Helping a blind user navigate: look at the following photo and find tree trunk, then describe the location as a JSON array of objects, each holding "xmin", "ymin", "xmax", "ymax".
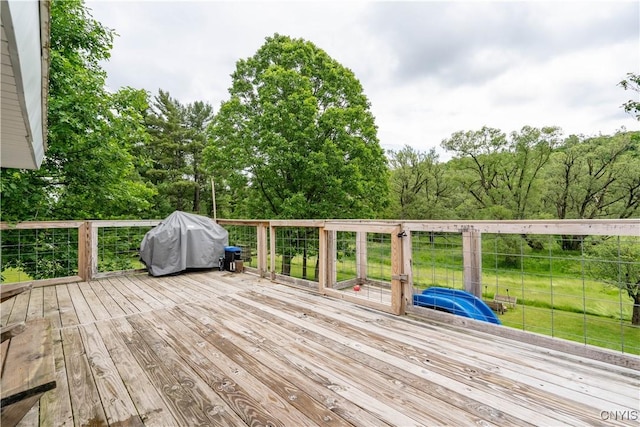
[
  {"xmin": 281, "ymin": 254, "xmax": 292, "ymax": 276},
  {"xmin": 193, "ymin": 183, "xmax": 200, "ymax": 213},
  {"xmin": 521, "ymin": 234, "xmax": 543, "ymax": 251},
  {"xmin": 315, "ymin": 258, "xmax": 320, "ymax": 282},
  {"xmin": 632, "ymin": 295, "xmax": 640, "ymax": 326},
  {"xmin": 561, "ymin": 235, "xmax": 582, "ymax": 251},
  {"xmin": 302, "ymin": 244, "xmax": 308, "ymax": 280}
]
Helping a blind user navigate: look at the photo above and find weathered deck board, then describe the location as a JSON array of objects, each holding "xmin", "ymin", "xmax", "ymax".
[
  {"xmin": 155, "ymin": 307, "xmax": 338, "ymax": 427},
  {"xmin": 115, "ymin": 275, "xmax": 164, "ymax": 310},
  {"xmin": 77, "ymin": 282, "xmax": 111, "ymax": 322},
  {"xmin": 65, "ymin": 283, "xmax": 95, "ymax": 325},
  {"xmin": 254, "ymin": 286, "xmax": 638, "ymax": 407},
  {"xmin": 25, "ymin": 287, "xmax": 43, "ymax": 321},
  {"xmin": 5, "ymin": 290, "xmax": 30, "ymax": 325},
  {"xmin": 105, "ymin": 277, "xmax": 150, "ymax": 314},
  {"xmin": 109, "ymin": 316, "xmax": 219, "ymax": 426},
  {"xmin": 142, "ymin": 310, "xmax": 300, "ymax": 427},
  {"xmin": 55, "ymin": 285, "xmax": 78, "ymax": 328},
  {"xmin": 39, "ymin": 287, "xmax": 72, "ymax": 427},
  {"xmin": 87, "ymin": 280, "xmax": 127, "ymax": 318},
  {"xmin": 78, "ymin": 323, "xmax": 143, "ymax": 426},
  {"xmin": 94, "ymin": 320, "xmax": 177, "ymax": 427},
  {"xmin": 9, "ymin": 271, "xmax": 640, "ymax": 427},
  {"xmin": 60, "ymin": 326, "xmax": 107, "ymax": 426},
  {"xmin": 235, "ymin": 291, "xmax": 602, "ymax": 425},
  {"xmin": 207, "ymin": 296, "xmax": 496, "ymax": 426},
  {"xmin": 1, "ymin": 297, "xmax": 16, "ymax": 327},
  {"xmin": 174, "ymin": 303, "xmax": 394, "ymax": 427}
]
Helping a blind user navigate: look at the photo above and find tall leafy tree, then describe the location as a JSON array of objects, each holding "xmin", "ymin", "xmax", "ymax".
[
  {"xmin": 543, "ymin": 132, "xmax": 639, "ymax": 220},
  {"xmin": 441, "ymin": 126, "xmax": 560, "ymax": 220},
  {"xmin": 0, "ymin": 0, "xmax": 154, "ymax": 221},
  {"xmin": 205, "ymin": 34, "xmax": 389, "ymax": 220},
  {"xmin": 140, "ymin": 90, "xmax": 214, "ymax": 215},
  {"xmin": 387, "ymin": 146, "xmax": 449, "ymax": 219}
]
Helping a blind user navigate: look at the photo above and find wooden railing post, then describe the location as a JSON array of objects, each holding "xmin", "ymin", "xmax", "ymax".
[
  {"xmin": 356, "ymin": 231, "xmax": 367, "ymax": 284},
  {"xmin": 462, "ymin": 227, "xmax": 482, "ymax": 298},
  {"xmin": 77, "ymin": 222, "xmax": 87, "ymax": 281},
  {"xmin": 257, "ymin": 223, "xmax": 268, "ymax": 278},
  {"xmin": 401, "ymin": 227, "xmax": 413, "ymax": 313},
  {"xmin": 77, "ymin": 221, "xmax": 92, "ymax": 281},
  {"xmin": 390, "ymin": 226, "xmax": 404, "ymax": 315}
]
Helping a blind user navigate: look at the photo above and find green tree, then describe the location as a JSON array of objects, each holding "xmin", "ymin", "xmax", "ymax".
[
  {"xmin": 205, "ymin": 34, "xmax": 388, "ymax": 275},
  {"xmin": 387, "ymin": 146, "xmax": 449, "ymax": 219},
  {"xmin": 0, "ymin": 0, "xmax": 154, "ymax": 221},
  {"xmin": 587, "ymin": 238, "xmax": 640, "ymax": 325},
  {"xmin": 542, "ymin": 132, "xmax": 640, "ymax": 249},
  {"xmin": 441, "ymin": 126, "xmax": 560, "ymax": 220},
  {"xmin": 139, "ymin": 90, "xmax": 214, "ymax": 215},
  {"xmin": 543, "ymin": 132, "xmax": 639, "ymax": 220},
  {"xmin": 205, "ymin": 34, "xmax": 388, "ymax": 220}
]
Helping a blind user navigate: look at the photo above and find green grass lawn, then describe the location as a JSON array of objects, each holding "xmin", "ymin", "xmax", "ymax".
[
  {"xmin": 499, "ymin": 305, "xmax": 640, "ymax": 354},
  {"xmin": 1, "ymin": 267, "xmax": 32, "ymax": 283}
]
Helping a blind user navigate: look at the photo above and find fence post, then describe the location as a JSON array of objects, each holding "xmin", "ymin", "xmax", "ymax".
[
  {"xmin": 77, "ymin": 221, "xmax": 96, "ymax": 282},
  {"xmin": 77, "ymin": 222, "xmax": 88, "ymax": 281},
  {"xmin": 356, "ymin": 231, "xmax": 367, "ymax": 284},
  {"xmin": 391, "ymin": 225, "xmax": 404, "ymax": 315},
  {"xmin": 257, "ymin": 223, "xmax": 268, "ymax": 278},
  {"xmin": 462, "ymin": 227, "xmax": 482, "ymax": 297},
  {"xmin": 401, "ymin": 227, "xmax": 413, "ymax": 313}
]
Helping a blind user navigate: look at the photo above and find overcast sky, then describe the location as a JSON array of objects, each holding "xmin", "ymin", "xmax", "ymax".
[{"xmin": 87, "ymin": 0, "xmax": 639, "ymax": 159}]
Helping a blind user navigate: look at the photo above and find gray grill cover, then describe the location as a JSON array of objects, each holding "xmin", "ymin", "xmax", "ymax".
[{"xmin": 140, "ymin": 211, "xmax": 228, "ymax": 276}]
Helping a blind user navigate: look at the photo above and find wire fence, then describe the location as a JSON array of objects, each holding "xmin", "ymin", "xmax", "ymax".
[
  {"xmin": 0, "ymin": 226, "xmax": 79, "ymax": 282},
  {"xmin": 411, "ymin": 231, "xmax": 464, "ymax": 290},
  {"xmin": 272, "ymin": 226, "xmax": 319, "ymax": 281},
  {"xmin": 335, "ymin": 231, "xmax": 357, "ymax": 283},
  {"xmin": 224, "ymin": 224, "xmax": 258, "ymax": 269},
  {"xmin": 410, "ymin": 231, "xmax": 640, "ymax": 355},
  {"xmin": 96, "ymin": 226, "xmax": 152, "ymax": 274}
]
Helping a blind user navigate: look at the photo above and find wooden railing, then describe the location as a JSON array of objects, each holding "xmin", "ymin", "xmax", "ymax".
[
  {"xmin": 2, "ymin": 218, "xmax": 640, "ymax": 362},
  {"xmin": 2, "ymin": 218, "xmax": 639, "ymax": 314}
]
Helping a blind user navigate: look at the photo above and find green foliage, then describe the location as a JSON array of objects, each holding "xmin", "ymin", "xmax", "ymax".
[
  {"xmin": 139, "ymin": 91, "xmax": 214, "ymax": 216},
  {"xmin": 386, "ymin": 146, "xmax": 450, "ymax": 219},
  {"xmin": 585, "ymin": 237, "xmax": 640, "ymax": 325},
  {"xmin": 206, "ymin": 34, "xmax": 389, "ymax": 220},
  {"xmin": 441, "ymin": 126, "xmax": 560, "ymax": 219},
  {"xmin": 0, "ymin": 228, "xmax": 79, "ymax": 281},
  {"xmin": 1, "ymin": 0, "xmax": 155, "ymax": 221},
  {"xmin": 542, "ymin": 131, "xmax": 640, "ymax": 221},
  {"xmin": 619, "ymin": 72, "xmax": 640, "ymax": 120}
]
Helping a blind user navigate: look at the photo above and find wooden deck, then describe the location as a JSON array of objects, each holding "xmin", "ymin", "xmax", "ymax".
[{"xmin": 1, "ymin": 271, "xmax": 638, "ymax": 426}]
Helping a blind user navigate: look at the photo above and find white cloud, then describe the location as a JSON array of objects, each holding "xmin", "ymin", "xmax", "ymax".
[{"xmin": 87, "ymin": 0, "xmax": 640, "ymax": 161}]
